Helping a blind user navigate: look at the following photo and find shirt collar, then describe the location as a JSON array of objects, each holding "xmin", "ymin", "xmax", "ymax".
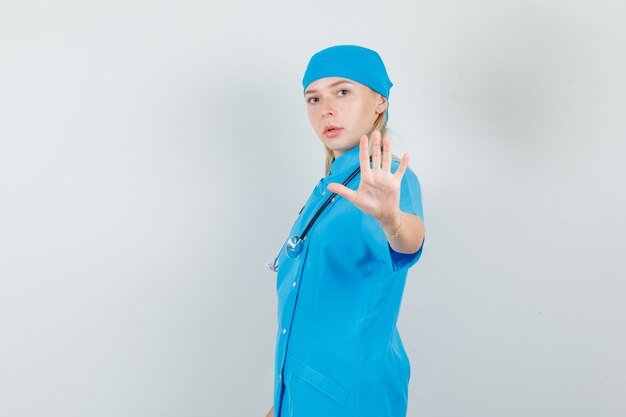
[{"xmin": 327, "ymin": 145, "xmax": 361, "ymax": 178}]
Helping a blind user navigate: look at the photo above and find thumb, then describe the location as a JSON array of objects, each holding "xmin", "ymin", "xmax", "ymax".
[{"xmin": 327, "ymin": 182, "xmax": 357, "ymax": 203}]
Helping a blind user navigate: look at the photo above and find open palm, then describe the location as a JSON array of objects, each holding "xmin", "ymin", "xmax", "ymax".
[{"xmin": 327, "ymin": 129, "xmax": 409, "ymax": 222}]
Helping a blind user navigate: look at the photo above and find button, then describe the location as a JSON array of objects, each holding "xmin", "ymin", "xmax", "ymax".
[
  {"xmin": 292, "ymin": 281, "xmax": 297, "ymax": 287},
  {"xmin": 282, "ymin": 328, "xmax": 287, "ymax": 334}
]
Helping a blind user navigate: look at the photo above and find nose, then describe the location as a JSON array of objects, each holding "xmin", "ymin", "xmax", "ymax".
[{"xmin": 321, "ymin": 99, "xmax": 335, "ymax": 118}]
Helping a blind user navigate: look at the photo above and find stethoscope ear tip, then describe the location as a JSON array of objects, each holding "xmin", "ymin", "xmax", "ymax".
[{"xmin": 266, "ymin": 260, "xmax": 279, "ymax": 272}]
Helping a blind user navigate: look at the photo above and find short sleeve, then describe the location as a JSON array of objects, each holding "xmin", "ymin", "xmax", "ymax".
[{"xmin": 388, "ymin": 162, "xmax": 425, "ymax": 271}]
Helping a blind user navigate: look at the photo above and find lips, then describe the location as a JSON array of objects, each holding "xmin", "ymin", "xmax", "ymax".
[{"xmin": 323, "ymin": 125, "xmax": 343, "ymax": 136}]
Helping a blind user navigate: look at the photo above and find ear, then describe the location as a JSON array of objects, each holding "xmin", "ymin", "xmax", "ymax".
[{"xmin": 374, "ymin": 93, "xmax": 388, "ymax": 115}]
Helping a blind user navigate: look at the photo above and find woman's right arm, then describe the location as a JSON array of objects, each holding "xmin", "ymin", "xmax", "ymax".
[{"xmin": 265, "ymin": 406, "xmax": 274, "ymax": 417}]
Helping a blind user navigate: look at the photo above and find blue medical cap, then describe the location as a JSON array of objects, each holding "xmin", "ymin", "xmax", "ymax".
[{"xmin": 302, "ymin": 45, "xmax": 393, "ymax": 122}]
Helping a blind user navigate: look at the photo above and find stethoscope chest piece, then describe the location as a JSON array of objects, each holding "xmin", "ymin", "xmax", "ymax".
[{"xmin": 286, "ymin": 235, "xmax": 303, "ymax": 258}]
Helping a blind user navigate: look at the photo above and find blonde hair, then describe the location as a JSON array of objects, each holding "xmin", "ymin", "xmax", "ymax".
[{"xmin": 323, "ymin": 108, "xmax": 401, "ymax": 176}]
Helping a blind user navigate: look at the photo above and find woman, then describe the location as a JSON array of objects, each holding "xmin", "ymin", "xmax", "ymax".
[{"xmin": 266, "ymin": 45, "xmax": 426, "ymax": 417}]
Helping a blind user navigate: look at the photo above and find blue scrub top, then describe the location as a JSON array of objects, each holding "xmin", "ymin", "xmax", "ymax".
[{"xmin": 273, "ymin": 145, "xmax": 425, "ymax": 417}]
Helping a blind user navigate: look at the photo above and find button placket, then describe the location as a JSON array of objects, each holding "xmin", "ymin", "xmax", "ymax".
[{"xmin": 276, "ymin": 231, "xmax": 311, "ymax": 391}]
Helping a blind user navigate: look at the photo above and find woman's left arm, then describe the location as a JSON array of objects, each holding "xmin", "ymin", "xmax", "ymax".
[
  {"xmin": 377, "ymin": 211, "xmax": 425, "ymax": 254},
  {"xmin": 327, "ymin": 129, "xmax": 426, "ymax": 255}
]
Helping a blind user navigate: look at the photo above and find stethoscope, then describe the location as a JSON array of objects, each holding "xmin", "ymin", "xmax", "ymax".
[{"xmin": 266, "ymin": 161, "xmax": 366, "ymax": 272}]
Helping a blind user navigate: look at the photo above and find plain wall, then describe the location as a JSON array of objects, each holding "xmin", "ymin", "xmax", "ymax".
[{"xmin": 1, "ymin": 1, "xmax": 625, "ymax": 416}]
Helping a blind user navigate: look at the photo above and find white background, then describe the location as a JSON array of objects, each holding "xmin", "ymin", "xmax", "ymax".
[{"xmin": 1, "ymin": 1, "xmax": 625, "ymax": 416}]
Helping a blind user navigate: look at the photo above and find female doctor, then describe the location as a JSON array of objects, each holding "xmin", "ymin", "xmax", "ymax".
[{"xmin": 266, "ymin": 45, "xmax": 426, "ymax": 417}]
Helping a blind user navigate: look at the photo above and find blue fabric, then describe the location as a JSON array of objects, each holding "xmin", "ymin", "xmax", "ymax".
[
  {"xmin": 302, "ymin": 45, "xmax": 393, "ymax": 122},
  {"xmin": 273, "ymin": 145, "xmax": 425, "ymax": 417}
]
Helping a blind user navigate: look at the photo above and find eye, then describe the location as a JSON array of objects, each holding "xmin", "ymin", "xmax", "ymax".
[
  {"xmin": 306, "ymin": 96, "xmax": 318, "ymax": 104},
  {"xmin": 338, "ymin": 89, "xmax": 349, "ymax": 96}
]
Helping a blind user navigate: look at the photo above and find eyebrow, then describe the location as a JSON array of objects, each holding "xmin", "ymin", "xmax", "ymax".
[{"xmin": 304, "ymin": 79, "xmax": 355, "ymax": 96}]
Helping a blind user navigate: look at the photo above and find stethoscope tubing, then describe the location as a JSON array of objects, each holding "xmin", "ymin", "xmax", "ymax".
[
  {"xmin": 299, "ymin": 164, "xmax": 361, "ymax": 241},
  {"xmin": 267, "ymin": 160, "xmax": 366, "ymax": 272}
]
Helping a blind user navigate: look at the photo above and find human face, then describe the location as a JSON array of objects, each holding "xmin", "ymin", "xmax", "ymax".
[{"xmin": 304, "ymin": 77, "xmax": 387, "ymax": 158}]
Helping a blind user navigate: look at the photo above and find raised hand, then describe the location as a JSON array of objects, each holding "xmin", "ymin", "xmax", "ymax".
[{"xmin": 327, "ymin": 129, "xmax": 409, "ymax": 222}]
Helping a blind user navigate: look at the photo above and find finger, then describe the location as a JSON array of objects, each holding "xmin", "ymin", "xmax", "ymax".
[
  {"xmin": 371, "ymin": 129, "xmax": 382, "ymax": 172},
  {"xmin": 358, "ymin": 134, "xmax": 372, "ymax": 180},
  {"xmin": 382, "ymin": 135, "xmax": 392, "ymax": 172},
  {"xmin": 327, "ymin": 182, "xmax": 358, "ymax": 204},
  {"xmin": 393, "ymin": 152, "xmax": 410, "ymax": 180}
]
